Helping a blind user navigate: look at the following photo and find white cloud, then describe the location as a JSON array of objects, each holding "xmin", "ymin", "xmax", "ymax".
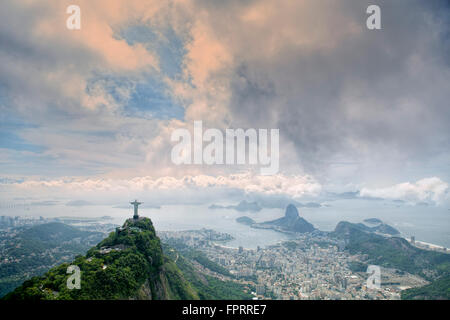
[
  {"xmin": 359, "ymin": 177, "xmax": 449, "ymax": 204},
  {"xmin": 0, "ymin": 172, "xmax": 321, "ymax": 205}
]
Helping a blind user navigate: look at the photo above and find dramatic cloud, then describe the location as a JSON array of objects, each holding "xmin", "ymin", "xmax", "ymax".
[
  {"xmin": 360, "ymin": 177, "xmax": 450, "ymax": 205},
  {"xmin": 0, "ymin": 0, "xmax": 449, "ymax": 205},
  {"xmin": 195, "ymin": 0, "xmax": 450, "ymax": 182},
  {"xmin": 0, "ymin": 173, "xmax": 321, "ymax": 205}
]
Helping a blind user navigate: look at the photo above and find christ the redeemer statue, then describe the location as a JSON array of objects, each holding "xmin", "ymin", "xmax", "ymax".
[{"xmin": 130, "ymin": 200, "xmax": 142, "ymax": 220}]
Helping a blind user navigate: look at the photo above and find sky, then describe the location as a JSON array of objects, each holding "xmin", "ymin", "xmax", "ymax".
[{"xmin": 0, "ymin": 0, "xmax": 449, "ymax": 209}]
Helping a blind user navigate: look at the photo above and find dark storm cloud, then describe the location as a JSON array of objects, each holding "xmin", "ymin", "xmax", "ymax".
[{"xmin": 223, "ymin": 0, "xmax": 450, "ymax": 176}]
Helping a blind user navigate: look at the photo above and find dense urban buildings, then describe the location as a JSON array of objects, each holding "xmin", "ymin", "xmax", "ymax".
[{"xmin": 159, "ymin": 229, "xmax": 429, "ymax": 300}]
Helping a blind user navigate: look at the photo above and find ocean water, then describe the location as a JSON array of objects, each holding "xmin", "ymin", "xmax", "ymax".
[{"xmin": 1, "ymin": 200, "xmax": 449, "ymax": 249}]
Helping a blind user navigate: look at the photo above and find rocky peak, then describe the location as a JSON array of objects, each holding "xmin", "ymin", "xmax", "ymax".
[{"xmin": 285, "ymin": 204, "xmax": 299, "ymax": 220}]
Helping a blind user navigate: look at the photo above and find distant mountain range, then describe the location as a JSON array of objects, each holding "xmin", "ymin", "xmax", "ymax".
[
  {"xmin": 235, "ymin": 205, "xmax": 399, "ymax": 236},
  {"xmin": 209, "ymin": 200, "xmax": 322, "ymax": 213},
  {"xmin": 65, "ymin": 200, "xmax": 93, "ymax": 207},
  {"xmin": 209, "ymin": 200, "xmax": 262, "ymax": 212}
]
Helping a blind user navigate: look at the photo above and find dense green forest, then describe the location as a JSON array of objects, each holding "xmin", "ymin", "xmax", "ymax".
[
  {"xmin": 402, "ymin": 275, "xmax": 450, "ymax": 300},
  {"xmin": 3, "ymin": 218, "xmax": 198, "ymax": 300},
  {"xmin": 162, "ymin": 243, "xmax": 252, "ymax": 300},
  {"xmin": 3, "ymin": 218, "xmax": 251, "ymax": 300},
  {"xmin": 163, "ymin": 238, "xmax": 232, "ymax": 277}
]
